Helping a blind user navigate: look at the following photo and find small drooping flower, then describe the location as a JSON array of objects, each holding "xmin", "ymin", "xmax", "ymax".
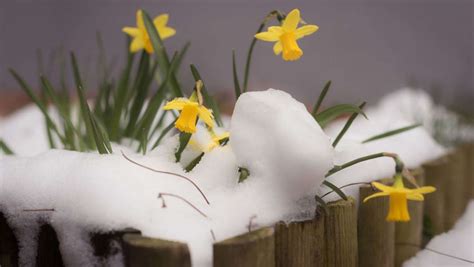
[
  {"xmin": 163, "ymin": 98, "xmax": 214, "ymax": 134},
  {"xmin": 255, "ymin": 9, "xmax": 319, "ymax": 61},
  {"xmin": 122, "ymin": 10, "xmax": 176, "ymax": 54},
  {"xmin": 189, "ymin": 130, "xmax": 230, "ymax": 152},
  {"xmin": 207, "ymin": 131, "xmax": 230, "ymax": 151},
  {"xmin": 364, "ymin": 177, "xmax": 436, "ymax": 222}
]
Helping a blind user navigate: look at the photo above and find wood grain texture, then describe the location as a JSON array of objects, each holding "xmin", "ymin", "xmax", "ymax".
[
  {"xmin": 359, "ymin": 185, "xmax": 395, "ymax": 267},
  {"xmin": 123, "ymin": 233, "xmax": 191, "ymax": 267},
  {"xmin": 275, "ymin": 212, "xmax": 325, "ymax": 267},
  {"xmin": 213, "ymin": 227, "xmax": 274, "ymax": 267},
  {"xmin": 395, "ymin": 168, "xmax": 425, "ymax": 267},
  {"xmin": 325, "ymin": 198, "xmax": 358, "ymax": 267}
]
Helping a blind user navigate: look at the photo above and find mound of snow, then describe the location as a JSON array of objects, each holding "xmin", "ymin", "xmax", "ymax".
[{"xmin": 0, "ymin": 89, "xmax": 334, "ymax": 267}]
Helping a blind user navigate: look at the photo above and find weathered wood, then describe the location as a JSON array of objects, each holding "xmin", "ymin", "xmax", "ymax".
[
  {"xmin": 325, "ymin": 198, "xmax": 358, "ymax": 267},
  {"xmin": 395, "ymin": 168, "xmax": 425, "ymax": 267},
  {"xmin": 444, "ymin": 150, "xmax": 466, "ymax": 230},
  {"xmin": 359, "ymin": 185, "xmax": 395, "ymax": 267},
  {"xmin": 422, "ymin": 155, "xmax": 449, "ymax": 236},
  {"xmin": 213, "ymin": 227, "xmax": 274, "ymax": 267},
  {"xmin": 122, "ymin": 233, "xmax": 191, "ymax": 267},
  {"xmin": 36, "ymin": 224, "xmax": 64, "ymax": 267},
  {"xmin": 461, "ymin": 143, "xmax": 474, "ymax": 205},
  {"xmin": 0, "ymin": 212, "xmax": 18, "ymax": 267},
  {"xmin": 275, "ymin": 211, "xmax": 325, "ymax": 267}
]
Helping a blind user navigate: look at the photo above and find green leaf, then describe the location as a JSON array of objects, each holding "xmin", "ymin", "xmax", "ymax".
[
  {"xmin": 141, "ymin": 9, "xmax": 183, "ymax": 97},
  {"xmin": 232, "ymin": 50, "xmax": 241, "ymax": 99},
  {"xmin": 314, "ymin": 195, "xmax": 329, "ymax": 214},
  {"xmin": 175, "ymin": 132, "xmax": 192, "ymax": 162},
  {"xmin": 110, "ymin": 37, "xmax": 135, "ymax": 141},
  {"xmin": 0, "ymin": 139, "xmax": 14, "ymax": 155},
  {"xmin": 70, "ymin": 52, "xmax": 110, "ymax": 154},
  {"xmin": 332, "ymin": 102, "xmax": 367, "ymax": 148},
  {"xmin": 134, "ymin": 53, "xmax": 180, "ymax": 149},
  {"xmin": 312, "ymin": 80, "xmax": 331, "ymax": 117},
  {"xmin": 238, "ymin": 167, "xmax": 250, "ymax": 183},
  {"xmin": 124, "ymin": 52, "xmax": 152, "ymax": 136},
  {"xmin": 9, "ymin": 69, "xmax": 66, "ymax": 145},
  {"xmin": 175, "ymin": 42, "xmax": 191, "ymax": 73},
  {"xmin": 185, "ymin": 152, "xmax": 205, "ymax": 172},
  {"xmin": 190, "ymin": 64, "xmax": 223, "ymax": 127},
  {"xmin": 322, "ymin": 180, "xmax": 348, "ymax": 200},
  {"xmin": 151, "ymin": 117, "xmax": 178, "ymax": 150},
  {"xmin": 315, "ymin": 104, "xmax": 367, "ymax": 128},
  {"xmin": 362, "ymin": 124, "xmax": 422, "ymax": 143}
]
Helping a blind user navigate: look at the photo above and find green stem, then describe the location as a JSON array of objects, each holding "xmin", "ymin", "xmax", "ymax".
[
  {"xmin": 332, "ymin": 102, "xmax": 366, "ymax": 148},
  {"xmin": 243, "ymin": 10, "xmax": 283, "ymax": 92},
  {"xmin": 325, "ymin": 152, "xmax": 404, "ymax": 178}
]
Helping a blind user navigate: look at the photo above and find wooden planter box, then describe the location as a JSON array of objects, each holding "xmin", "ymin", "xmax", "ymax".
[{"xmin": 1, "ymin": 144, "xmax": 472, "ymax": 267}]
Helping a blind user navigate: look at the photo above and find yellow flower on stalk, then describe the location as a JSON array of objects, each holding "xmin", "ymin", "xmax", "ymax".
[
  {"xmin": 364, "ymin": 178, "xmax": 436, "ymax": 222},
  {"xmin": 207, "ymin": 131, "xmax": 230, "ymax": 151},
  {"xmin": 255, "ymin": 9, "xmax": 319, "ymax": 61},
  {"xmin": 163, "ymin": 98, "xmax": 214, "ymax": 134},
  {"xmin": 122, "ymin": 10, "xmax": 176, "ymax": 54}
]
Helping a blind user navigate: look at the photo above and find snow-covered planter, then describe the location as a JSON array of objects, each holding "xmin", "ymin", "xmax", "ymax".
[{"xmin": 2, "ymin": 6, "xmax": 473, "ymax": 267}]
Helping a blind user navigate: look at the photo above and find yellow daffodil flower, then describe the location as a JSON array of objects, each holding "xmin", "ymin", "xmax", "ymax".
[
  {"xmin": 207, "ymin": 131, "xmax": 230, "ymax": 151},
  {"xmin": 364, "ymin": 178, "xmax": 436, "ymax": 222},
  {"xmin": 163, "ymin": 98, "xmax": 214, "ymax": 134},
  {"xmin": 255, "ymin": 9, "xmax": 319, "ymax": 61},
  {"xmin": 122, "ymin": 10, "xmax": 176, "ymax": 54}
]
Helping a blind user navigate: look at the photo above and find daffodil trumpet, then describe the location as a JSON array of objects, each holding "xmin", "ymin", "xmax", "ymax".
[
  {"xmin": 162, "ymin": 81, "xmax": 214, "ymax": 134},
  {"xmin": 364, "ymin": 176, "xmax": 436, "ymax": 222},
  {"xmin": 254, "ymin": 9, "xmax": 319, "ymax": 61}
]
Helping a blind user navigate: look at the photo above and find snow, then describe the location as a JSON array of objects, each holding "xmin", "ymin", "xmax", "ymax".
[
  {"xmin": 322, "ymin": 89, "xmax": 447, "ymax": 202},
  {"xmin": 403, "ymin": 201, "xmax": 474, "ymax": 267},
  {"xmin": 0, "ymin": 89, "xmax": 335, "ymax": 266},
  {"xmin": 0, "ymin": 88, "xmax": 455, "ymax": 266}
]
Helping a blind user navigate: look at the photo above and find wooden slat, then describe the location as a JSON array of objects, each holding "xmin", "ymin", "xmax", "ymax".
[
  {"xmin": 325, "ymin": 198, "xmax": 358, "ymax": 267},
  {"xmin": 359, "ymin": 185, "xmax": 395, "ymax": 267},
  {"xmin": 213, "ymin": 227, "xmax": 274, "ymax": 267},
  {"xmin": 0, "ymin": 212, "xmax": 18, "ymax": 267},
  {"xmin": 395, "ymin": 168, "xmax": 425, "ymax": 267},
  {"xmin": 122, "ymin": 233, "xmax": 191, "ymax": 267},
  {"xmin": 275, "ymin": 212, "xmax": 325, "ymax": 267}
]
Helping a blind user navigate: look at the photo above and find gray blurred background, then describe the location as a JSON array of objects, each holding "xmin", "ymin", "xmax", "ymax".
[{"xmin": 0, "ymin": 0, "xmax": 473, "ymax": 113}]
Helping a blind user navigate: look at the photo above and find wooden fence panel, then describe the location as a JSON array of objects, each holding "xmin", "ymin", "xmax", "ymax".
[
  {"xmin": 394, "ymin": 168, "xmax": 425, "ymax": 267},
  {"xmin": 0, "ymin": 212, "xmax": 18, "ymax": 267},
  {"xmin": 275, "ymin": 213, "xmax": 325, "ymax": 267},
  {"xmin": 213, "ymin": 227, "xmax": 274, "ymax": 267},
  {"xmin": 122, "ymin": 233, "xmax": 191, "ymax": 267},
  {"xmin": 325, "ymin": 198, "xmax": 358, "ymax": 267},
  {"xmin": 359, "ymin": 185, "xmax": 395, "ymax": 267}
]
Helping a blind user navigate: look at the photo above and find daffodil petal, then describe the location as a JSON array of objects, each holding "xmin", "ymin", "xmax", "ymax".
[
  {"xmin": 295, "ymin": 25, "xmax": 319, "ymax": 39},
  {"xmin": 122, "ymin": 27, "xmax": 140, "ymax": 37},
  {"xmin": 372, "ymin": 182, "xmax": 397, "ymax": 193},
  {"xmin": 407, "ymin": 193, "xmax": 424, "ymax": 201},
  {"xmin": 282, "ymin": 9, "xmax": 300, "ymax": 31},
  {"xmin": 163, "ymin": 98, "xmax": 192, "ymax": 110},
  {"xmin": 159, "ymin": 27, "xmax": 176, "ymax": 39},
  {"xmin": 268, "ymin": 26, "xmax": 284, "ymax": 34},
  {"xmin": 363, "ymin": 192, "xmax": 390, "ymax": 203},
  {"xmin": 154, "ymin": 14, "xmax": 169, "ymax": 27},
  {"xmin": 130, "ymin": 37, "xmax": 145, "ymax": 53},
  {"xmin": 255, "ymin": 31, "xmax": 280, "ymax": 42},
  {"xmin": 273, "ymin": 42, "xmax": 283, "ymax": 55},
  {"xmin": 137, "ymin": 10, "xmax": 145, "ymax": 30},
  {"xmin": 412, "ymin": 186, "xmax": 437, "ymax": 194},
  {"xmin": 198, "ymin": 106, "xmax": 214, "ymax": 128}
]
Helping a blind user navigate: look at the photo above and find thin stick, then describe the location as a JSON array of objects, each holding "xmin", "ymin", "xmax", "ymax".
[
  {"xmin": 23, "ymin": 208, "xmax": 55, "ymax": 212},
  {"xmin": 158, "ymin": 192, "xmax": 208, "ymax": 219},
  {"xmin": 210, "ymin": 229, "xmax": 216, "ymax": 241},
  {"xmin": 396, "ymin": 242, "xmax": 474, "ymax": 264},
  {"xmin": 122, "ymin": 151, "xmax": 210, "ymax": 205}
]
